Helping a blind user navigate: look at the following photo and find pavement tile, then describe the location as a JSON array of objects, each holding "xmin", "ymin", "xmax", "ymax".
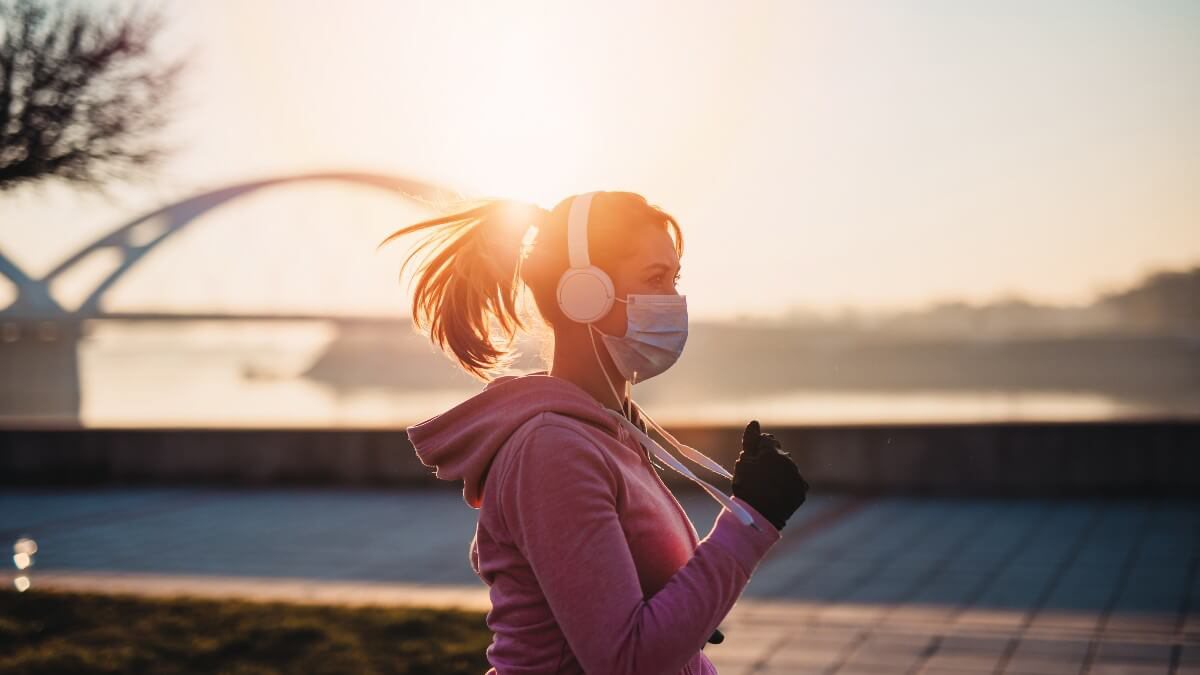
[
  {"xmin": 916, "ymin": 635, "xmax": 1011, "ymax": 673},
  {"xmin": 764, "ymin": 648, "xmax": 846, "ymax": 669},
  {"xmin": 1092, "ymin": 640, "xmax": 1174, "ymax": 663},
  {"xmin": 1087, "ymin": 666, "xmax": 1168, "ymax": 675},
  {"xmin": 881, "ymin": 604, "xmax": 961, "ymax": 626},
  {"xmin": 1103, "ymin": 612, "xmax": 1181, "ymax": 635},
  {"xmin": 703, "ymin": 656, "xmax": 759, "ymax": 675},
  {"xmin": 779, "ymin": 635, "xmax": 861, "ymax": 653},
  {"xmin": 833, "ymin": 665, "xmax": 908, "ymax": 674},
  {"xmin": 758, "ymin": 667, "xmax": 831, "ymax": 675},
  {"xmin": 936, "ymin": 634, "xmax": 1015, "ymax": 653},
  {"xmin": 918, "ymin": 654, "xmax": 1003, "ymax": 672},
  {"xmin": 1182, "ymin": 644, "xmax": 1200, "ymax": 664},
  {"xmin": 816, "ymin": 604, "xmax": 889, "ymax": 624},
  {"xmin": 840, "ymin": 649, "xmax": 924, "ymax": 670},
  {"xmin": 1002, "ymin": 638, "xmax": 1089, "ymax": 674},
  {"xmin": 1011, "ymin": 637, "xmax": 1091, "ymax": 656},
  {"xmin": 952, "ymin": 607, "xmax": 1029, "ymax": 630},
  {"xmin": 1002, "ymin": 664, "xmax": 1081, "ymax": 675}
]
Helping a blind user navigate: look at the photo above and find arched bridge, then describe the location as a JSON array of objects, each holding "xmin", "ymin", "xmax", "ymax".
[{"xmin": 1, "ymin": 171, "xmax": 448, "ymax": 318}]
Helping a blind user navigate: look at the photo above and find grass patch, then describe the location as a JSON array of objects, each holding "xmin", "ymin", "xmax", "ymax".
[{"xmin": 0, "ymin": 588, "xmax": 492, "ymax": 674}]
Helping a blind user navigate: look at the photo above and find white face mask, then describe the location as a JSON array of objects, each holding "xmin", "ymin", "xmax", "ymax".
[{"xmin": 590, "ymin": 293, "xmax": 688, "ymax": 385}]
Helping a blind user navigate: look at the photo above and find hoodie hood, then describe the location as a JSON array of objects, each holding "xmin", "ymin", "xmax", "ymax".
[{"xmin": 405, "ymin": 370, "xmax": 623, "ymax": 508}]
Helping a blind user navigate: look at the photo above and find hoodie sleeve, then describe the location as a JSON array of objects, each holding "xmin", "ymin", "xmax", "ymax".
[{"xmin": 498, "ymin": 421, "xmax": 781, "ymax": 675}]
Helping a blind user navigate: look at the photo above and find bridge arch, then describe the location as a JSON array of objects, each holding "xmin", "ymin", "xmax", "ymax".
[{"xmin": 3, "ymin": 171, "xmax": 451, "ymax": 316}]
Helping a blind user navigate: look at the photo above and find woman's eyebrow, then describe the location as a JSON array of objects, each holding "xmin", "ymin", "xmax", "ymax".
[{"xmin": 643, "ymin": 262, "xmax": 680, "ymax": 273}]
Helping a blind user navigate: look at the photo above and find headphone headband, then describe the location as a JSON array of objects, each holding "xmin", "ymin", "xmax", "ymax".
[{"xmin": 566, "ymin": 191, "xmax": 599, "ymax": 269}]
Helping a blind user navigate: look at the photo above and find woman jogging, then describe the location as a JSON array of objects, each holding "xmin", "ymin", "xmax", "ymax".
[{"xmin": 378, "ymin": 190, "xmax": 809, "ymax": 674}]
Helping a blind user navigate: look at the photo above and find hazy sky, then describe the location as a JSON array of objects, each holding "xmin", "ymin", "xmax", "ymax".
[{"xmin": 2, "ymin": 0, "xmax": 1197, "ymax": 321}]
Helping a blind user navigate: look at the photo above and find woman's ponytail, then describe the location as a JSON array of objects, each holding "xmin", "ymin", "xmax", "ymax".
[{"xmin": 377, "ymin": 199, "xmax": 547, "ymax": 381}]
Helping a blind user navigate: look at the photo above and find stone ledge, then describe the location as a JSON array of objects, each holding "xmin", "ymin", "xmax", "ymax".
[{"xmin": 2, "ymin": 420, "xmax": 1198, "ymax": 495}]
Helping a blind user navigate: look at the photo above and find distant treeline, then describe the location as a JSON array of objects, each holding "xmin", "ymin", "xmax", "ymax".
[{"xmin": 770, "ymin": 264, "xmax": 1200, "ymax": 339}]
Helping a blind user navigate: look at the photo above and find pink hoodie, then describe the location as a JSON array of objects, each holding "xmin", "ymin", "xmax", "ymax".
[{"xmin": 406, "ymin": 370, "xmax": 782, "ymax": 675}]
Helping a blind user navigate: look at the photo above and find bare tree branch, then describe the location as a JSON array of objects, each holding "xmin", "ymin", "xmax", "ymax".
[{"xmin": 0, "ymin": 0, "xmax": 185, "ymax": 192}]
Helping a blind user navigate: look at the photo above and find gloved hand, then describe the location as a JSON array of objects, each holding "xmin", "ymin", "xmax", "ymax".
[
  {"xmin": 731, "ymin": 420, "xmax": 808, "ymax": 532},
  {"xmin": 706, "ymin": 627, "xmax": 724, "ymax": 646}
]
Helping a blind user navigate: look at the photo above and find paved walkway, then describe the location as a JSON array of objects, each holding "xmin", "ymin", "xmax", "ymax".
[{"xmin": 2, "ymin": 487, "xmax": 1197, "ymax": 674}]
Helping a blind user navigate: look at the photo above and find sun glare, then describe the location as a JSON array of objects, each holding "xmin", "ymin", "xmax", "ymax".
[{"xmin": 431, "ymin": 28, "xmax": 595, "ymax": 208}]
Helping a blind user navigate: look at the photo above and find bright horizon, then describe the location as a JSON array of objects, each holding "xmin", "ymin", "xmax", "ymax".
[{"xmin": 2, "ymin": 0, "xmax": 1198, "ymax": 322}]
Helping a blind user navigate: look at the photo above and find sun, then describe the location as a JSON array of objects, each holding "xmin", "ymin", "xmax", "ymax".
[{"xmin": 422, "ymin": 26, "xmax": 600, "ymax": 208}]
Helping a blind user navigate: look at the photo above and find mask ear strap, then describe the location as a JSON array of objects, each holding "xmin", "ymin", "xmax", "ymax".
[
  {"xmin": 588, "ymin": 322, "xmax": 630, "ymax": 418},
  {"xmin": 630, "ymin": 399, "xmax": 733, "ymax": 480}
]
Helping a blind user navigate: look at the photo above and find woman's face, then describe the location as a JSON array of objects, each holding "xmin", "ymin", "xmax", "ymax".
[{"xmin": 594, "ymin": 225, "xmax": 681, "ymax": 338}]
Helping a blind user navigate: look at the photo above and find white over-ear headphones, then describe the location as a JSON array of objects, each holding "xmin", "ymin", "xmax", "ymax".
[{"xmin": 555, "ymin": 191, "xmax": 616, "ymax": 324}]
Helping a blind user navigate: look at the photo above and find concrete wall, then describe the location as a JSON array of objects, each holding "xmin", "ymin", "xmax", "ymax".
[{"xmin": 2, "ymin": 421, "xmax": 1198, "ymax": 496}]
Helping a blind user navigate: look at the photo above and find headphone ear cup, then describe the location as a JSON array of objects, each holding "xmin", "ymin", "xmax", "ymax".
[{"xmin": 557, "ymin": 266, "xmax": 615, "ymax": 323}]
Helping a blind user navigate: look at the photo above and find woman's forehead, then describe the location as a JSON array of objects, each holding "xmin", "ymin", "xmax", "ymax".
[{"xmin": 624, "ymin": 226, "xmax": 679, "ymax": 269}]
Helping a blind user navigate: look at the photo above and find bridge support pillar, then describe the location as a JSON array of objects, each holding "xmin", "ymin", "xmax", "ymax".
[{"xmin": 0, "ymin": 319, "xmax": 84, "ymax": 426}]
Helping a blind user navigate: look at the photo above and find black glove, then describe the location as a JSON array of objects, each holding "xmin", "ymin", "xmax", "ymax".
[
  {"xmin": 731, "ymin": 420, "xmax": 808, "ymax": 531},
  {"xmin": 705, "ymin": 627, "xmax": 724, "ymax": 647}
]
